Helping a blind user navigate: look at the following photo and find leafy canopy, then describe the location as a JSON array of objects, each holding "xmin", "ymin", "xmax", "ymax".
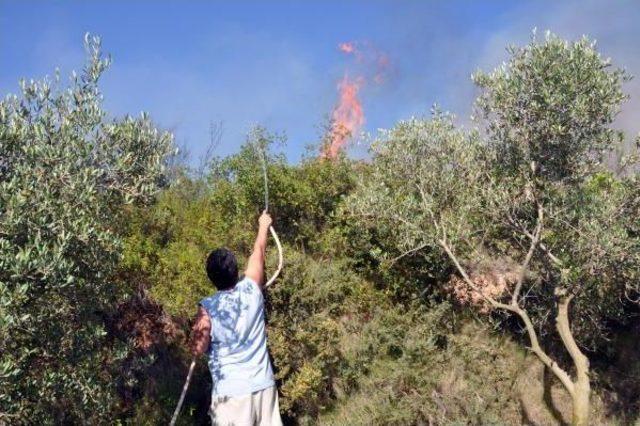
[
  {"xmin": 347, "ymin": 32, "xmax": 637, "ymax": 349},
  {"xmin": 0, "ymin": 34, "xmax": 174, "ymax": 423}
]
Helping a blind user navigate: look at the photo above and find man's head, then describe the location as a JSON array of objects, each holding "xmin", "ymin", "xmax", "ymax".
[{"xmin": 206, "ymin": 248, "xmax": 239, "ymax": 290}]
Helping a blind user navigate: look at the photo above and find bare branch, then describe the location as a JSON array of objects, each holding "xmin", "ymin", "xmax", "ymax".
[
  {"xmin": 555, "ymin": 289, "xmax": 590, "ymax": 380},
  {"xmin": 515, "ymin": 303, "xmax": 576, "ymax": 397},
  {"xmin": 511, "ymin": 201, "xmax": 544, "ymax": 305},
  {"xmin": 439, "ymin": 230, "xmax": 576, "ymax": 397},
  {"xmin": 197, "ymin": 120, "xmax": 224, "ymax": 177},
  {"xmin": 389, "ymin": 243, "xmax": 429, "ymax": 265},
  {"xmin": 515, "ymin": 216, "xmax": 564, "ymax": 268}
]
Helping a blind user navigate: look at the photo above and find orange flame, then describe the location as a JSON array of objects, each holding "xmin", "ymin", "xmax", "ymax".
[
  {"xmin": 324, "ymin": 75, "xmax": 365, "ymax": 158},
  {"xmin": 323, "ymin": 41, "xmax": 390, "ymax": 159}
]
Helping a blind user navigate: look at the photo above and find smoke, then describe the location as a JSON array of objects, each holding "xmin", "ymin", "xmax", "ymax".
[
  {"xmin": 338, "ymin": 42, "xmax": 355, "ymax": 54},
  {"xmin": 323, "ymin": 41, "xmax": 391, "ymax": 158}
]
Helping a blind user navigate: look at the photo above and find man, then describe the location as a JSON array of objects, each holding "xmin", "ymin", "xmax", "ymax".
[{"xmin": 191, "ymin": 211, "xmax": 282, "ymax": 426}]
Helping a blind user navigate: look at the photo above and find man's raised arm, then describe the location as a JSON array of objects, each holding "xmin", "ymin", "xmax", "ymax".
[{"xmin": 244, "ymin": 211, "xmax": 272, "ymax": 287}]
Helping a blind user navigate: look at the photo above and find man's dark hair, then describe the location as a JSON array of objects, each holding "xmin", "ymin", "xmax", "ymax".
[{"xmin": 206, "ymin": 248, "xmax": 239, "ymax": 290}]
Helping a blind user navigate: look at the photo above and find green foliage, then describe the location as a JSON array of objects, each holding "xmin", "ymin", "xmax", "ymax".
[
  {"xmin": 347, "ymin": 33, "xmax": 639, "ymax": 351},
  {"xmin": 3, "ymin": 30, "xmax": 639, "ymax": 426},
  {"xmin": 124, "ymin": 131, "xmax": 358, "ymax": 317},
  {"xmin": 266, "ymin": 251, "xmax": 380, "ymax": 421},
  {"xmin": 471, "ymin": 34, "xmax": 635, "ymax": 338},
  {"xmin": 119, "ymin": 133, "xmax": 365, "ymax": 423},
  {"xmin": 122, "ymin": 179, "xmax": 218, "ymax": 318},
  {"xmin": 118, "ymin": 32, "xmax": 639, "ymax": 425},
  {"xmin": 320, "ymin": 312, "xmax": 530, "ymax": 426},
  {"xmin": 345, "ymin": 113, "xmax": 489, "ymax": 267},
  {"xmin": 0, "ymin": 35, "xmax": 173, "ymax": 423},
  {"xmin": 539, "ymin": 172, "xmax": 636, "ymax": 345},
  {"xmin": 474, "ymin": 31, "xmax": 629, "ymax": 182},
  {"xmin": 472, "ymin": 32, "xmax": 637, "ymax": 346}
]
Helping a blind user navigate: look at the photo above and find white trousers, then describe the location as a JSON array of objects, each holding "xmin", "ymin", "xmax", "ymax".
[{"xmin": 210, "ymin": 386, "xmax": 283, "ymax": 426}]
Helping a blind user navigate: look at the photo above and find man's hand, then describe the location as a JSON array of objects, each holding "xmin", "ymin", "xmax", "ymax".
[{"xmin": 259, "ymin": 211, "xmax": 272, "ymax": 230}]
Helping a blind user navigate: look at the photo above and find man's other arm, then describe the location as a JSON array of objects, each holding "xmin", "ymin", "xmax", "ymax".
[{"xmin": 190, "ymin": 306, "xmax": 211, "ymax": 356}]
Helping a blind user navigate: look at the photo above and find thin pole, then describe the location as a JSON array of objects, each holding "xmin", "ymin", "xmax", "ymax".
[
  {"xmin": 259, "ymin": 144, "xmax": 269, "ymax": 212},
  {"xmin": 259, "ymin": 145, "xmax": 283, "ymax": 287},
  {"xmin": 169, "ymin": 357, "xmax": 196, "ymax": 426}
]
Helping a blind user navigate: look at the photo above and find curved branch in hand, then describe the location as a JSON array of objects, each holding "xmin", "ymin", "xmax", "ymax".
[{"xmin": 265, "ymin": 226, "xmax": 283, "ymax": 288}]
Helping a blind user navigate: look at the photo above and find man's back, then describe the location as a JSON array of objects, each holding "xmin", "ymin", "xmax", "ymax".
[
  {"xmin": 191, "ymin": 212, "xmax": 282, "ymax": 425},
  {"xmin": 200, "ymin": 277, "xmax": 275, "ymax": 397}
]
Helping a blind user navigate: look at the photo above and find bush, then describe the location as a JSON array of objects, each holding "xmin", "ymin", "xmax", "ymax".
[
  {"xmin": 266, "ymin": 251, "xmax": 380, "ymax": 422},
  {"xmin": 0, "ymin": 35, "xmax": 173, "ymax": 423}
]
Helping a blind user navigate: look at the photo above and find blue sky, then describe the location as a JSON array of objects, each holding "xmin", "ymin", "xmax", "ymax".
[{"xmin": 2, "ymin": 1, "xmax": 639, "ymax": 162}]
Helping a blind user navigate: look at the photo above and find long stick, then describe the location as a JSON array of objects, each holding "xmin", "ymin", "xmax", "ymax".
[
  {"xmin": 169, "ymin": 357, "xmax": 196, "ymax": 426},
  {"xmin": 265, "ymin": 225, "xmax": 283, "ymax": 287},
  {"xmin": 259, "ymin": 144, "xmax": 284, "ymax": 287}
]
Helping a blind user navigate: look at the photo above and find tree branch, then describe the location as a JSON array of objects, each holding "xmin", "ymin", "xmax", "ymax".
[
  {"xmin": 515, "ymin": 218, "xmax": 563, "ymax": 268},
  {"xmin": 555, "ymin": 289, "xmax": 590, "ymax": 381},
  {"xmin": 438, "ymin": 229, "xmax": 576, "ymax": 398},
  {"xmin": 511, "ymin": 201, "xmax": 544, "ymax": 305},
  {"xmin": 514, "ymin": 303, "xmax": 576, "ymax": 397},
  {"xmin": 390, "ymin": 243, "xmax": 429, "ymax": 265}
]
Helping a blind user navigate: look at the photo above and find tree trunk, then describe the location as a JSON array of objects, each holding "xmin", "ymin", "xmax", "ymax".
[
  {"xmin": 555, "ymin": 292, "xmax": 591, "ymax": 426},
  {"xmin": 572, "ymin": 374, "xmax": 590, "ymax": 426},
  {"xmin": 439, "ymin": 239, "xmax": 592, "ymax": 425}
]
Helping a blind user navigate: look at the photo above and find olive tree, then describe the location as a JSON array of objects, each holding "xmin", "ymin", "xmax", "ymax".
[
  {"xmin": 348, "ymin": 34, "xmax": 635, "ymax": 426},
  {"xmin": 0, "ymin": 35, "xmax": 174, "ymax": 423},
  {"xmin": 473, "ymin": 34, "xmax": 632, "ymax": 426}
]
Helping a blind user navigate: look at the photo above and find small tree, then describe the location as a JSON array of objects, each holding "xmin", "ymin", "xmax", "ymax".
[
  {"xmin": 0, "ymin": 35, "xmax": 174, "ymax": 422},
  {"xmin": 348, "ymin": 33, "xmax": 636, "ymax": 426}
]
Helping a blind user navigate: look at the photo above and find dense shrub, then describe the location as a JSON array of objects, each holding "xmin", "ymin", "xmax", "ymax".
[
  {"xmin": 266, "ymin": 251, "xmax": 380, "ymax": 422},
  {"xmin": 0, "ymin": 35, "xmax": 174, "ymax": 423},
  {"xmin": 117, "ymin": 136, "xmax": 368, "ymax": 423},
  {"xmin": 119, "ymin": 105, "xmax": 639, "ymax": 426}
]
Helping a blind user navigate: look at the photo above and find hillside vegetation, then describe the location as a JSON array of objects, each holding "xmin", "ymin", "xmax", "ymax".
[{"xmin": 1, "ymin": 33, "xmax": 640, "ymax": 425}]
